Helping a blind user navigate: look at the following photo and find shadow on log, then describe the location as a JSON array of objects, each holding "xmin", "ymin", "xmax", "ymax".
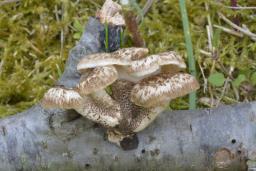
[{"xmin": 0, "ymin": 17, "xmax": 255, "ymax": 171}]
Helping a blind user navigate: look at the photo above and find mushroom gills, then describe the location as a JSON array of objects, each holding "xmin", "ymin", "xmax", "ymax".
[{"xmin": 116, "ymin": 65, "xmax": 161, "ymax": 83}]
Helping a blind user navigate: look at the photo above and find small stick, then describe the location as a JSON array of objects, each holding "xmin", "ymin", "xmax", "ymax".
[
  {"xmin": 211, "ymin": 1, "xmax": 256, "ymax": 10},
  {"xmin": 199, "ymin": 49, "xmax": 211, "ymax": 57},
  {"xmin": 0, "ymin": 0, "xmax": 19, "ymax": 6},
  {"xmin": 205, "ymin": 3, "xmax": 213, "ymax": 40},
  {"xmin": 206, "ymin": 25, "xmax": 213, "ymax": 51},
  {"xmin": 218, "ymin": 12, "xmax": 256, "ymax": 41},
  {"xmin": 225, "ymin": 6, "xmax": 256, "ymax": 10},
  {"xmin": 216, "ymin": 66, "xmax": 234, "ymax": 106},
  {"xmin": 124, "ymin": 11, "xmax": 145, "ymax": 47},
  {"xmin": 213, "ymin": 24, "xmax": 243, "ymax": 38},
  {"xmin": 136, "ymin": 0, "xmax": 155, "ymax": 23},
  {"xmin": 198, "ymin": 62, "xmax": 207, "ymax": 93}
]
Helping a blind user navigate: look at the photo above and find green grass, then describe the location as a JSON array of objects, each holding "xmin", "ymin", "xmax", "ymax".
[{"xmin": 179, "ymin": 0, "xmax": 197, "ymax": 109}]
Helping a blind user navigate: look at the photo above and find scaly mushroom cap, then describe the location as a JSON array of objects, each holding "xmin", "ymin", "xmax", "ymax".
[
  {"xmin": 77, "ymin": 66, "xmax": 118, "ymax": 96},
  {"xmin": 41, "ymin": 86, "xmax": 83, "ymax": 109},
  {"xmin": 77, "ymin": 47, "xmax": 149, "ymax": 72},
  {"xmin": 130, "ymin": 73, "xmax": 200, "ymax": 108},
  {"xmin": 96, "ymin": 0, "xmax": 123, "ymax": 26},
  {"xmin": 121, "ymin": 51, "xmax": 187, "ymax": 78},
  {"xmin": 108, "ymin": 12, "xmax": 125, "ymax": 26},
  {"xmin": 111, "ymin": 47, "xmax": 149, "ymax": 61}
]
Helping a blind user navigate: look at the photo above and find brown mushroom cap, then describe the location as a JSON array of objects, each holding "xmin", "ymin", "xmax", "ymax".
[
  {"xmin": 41, "ymin": 86, "xmax": 83, "ymax": 109},
  {"xmin": 77, "ymin": 47, "xmax": 149, "ymax": 72},
  {"xmin": 121, "ymin": 51, "xmax": 186, "ymax": 77},
  {"xmin": 130, "ymin": 73, "xmax": 200, "ymax": 108},
  {"xmin": 108, "ymin": 12, "xmax": 125, "ymax": 26},
  {"xmin": 96, "ymin": 0, "xmax": 123, "ymax": 25},
  {"xmin": 77, "ymin": 65, "xmax": 118, "ymax": 96}
]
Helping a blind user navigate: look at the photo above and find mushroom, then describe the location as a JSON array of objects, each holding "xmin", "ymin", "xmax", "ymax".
[
  {"xmin": 130, "ymin": 73, "xmax": 200, "ymax": 108},
  {"xmin": 77, "ymin": 47, "xmax": 149, "ymax": 83},
  {"xmin": 41, "ymin": 86, "xmax": 83, "ymax": 109},
  {"xmin": 77, "ymin": 47, "xmax": 149, "ymax": 71},
  {"xmin": 95, "ymin": 0, "xmax": 125, "ymax": 26},
  {"xmin": 108, "ymin": 12, "xmax": 125, "ymax": 26},
  {"xmin": 42, "ymin": 42, "xmax": 199, "ymax": 149},
  {"xmin": 118, "ymin": 51, "xmax": 187, "ymax": 82},
  {"xmin": 41, "ymin": 86, "xmax": 122, "ymax": 128},
  {"xmin": 77, "ymin": 65, "xmax": 118, "ymax": 96},
  {"xmin": 106, "ymin": 80, "xmax": 167, "ymax": 147},
  {"xmin": 76, "ymin": 65, "xmax": 121, "ymax": 112}
]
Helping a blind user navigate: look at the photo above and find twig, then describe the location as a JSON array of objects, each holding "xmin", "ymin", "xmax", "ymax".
[
  {"xmin": 0, "ymin": 0, "xmax": 19, "ymax": 6},
  {"xmin": 205, "ymin": 3, "xmax": 213, "ymax": 41},
  {"xmin": 198, "ymin": 62, "xmax": 207, "ymax": 93},
  {"xmin": 206, "ymin": 25, "xmax": 213, "ymax": 51},
  {"xmin": 225, "ymin": 6, "xmax": 256, "ymax": 10},
  {"xmin": 0, "ymin": 60, "xmax": 4, "ymax": 74},
  {"xmin": 212, "ymin": 2, "xmax": 256, "ymax": 10},
  {"xmin": 199, "ymin": 49, "xmax": 211, "ymax": 57},
  {"xmin": 60, "ymin": 3, "xmax": 65, "ymax": 59},
  {"xmin": 124, "ymin": 11, "xmax": 145, "ymax": 47},
  {"xmin": 54, "ymin": 5, "xmax": 65, "ymax": 58},
  {"xmin": 218, "ymin": 12, "xmax": 256, "ymax": 41},
  {"xmin": 213, "ymin": 24, "xmax": 243, "ymax": 38},
  {"xmin": 216, "ymin": 66, "xmax": 234, "ymax": 106},
  {"xmin": 136, "ymin": 0, "xmax": 155, "ymax": 23}
]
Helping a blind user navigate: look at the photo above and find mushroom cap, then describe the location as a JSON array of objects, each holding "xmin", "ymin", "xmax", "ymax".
[
  {"xmin": 77, "ymin": 47, "xmax": 149, "ymax": 72},
  {"xmin": 111, "ymin": 47, "xmax": 149, "ymax": 61},
  {"xmin": 130, "ymin": 73, "xmax": 200, "ymax": 108},
  {"xmin": 77, "ymin": 65, "xmax": 118, "ymax": 96},
  {"xmin": 108, "ymin": 12, "xmax": 125, "ymax": 26},
  {"xmin": 96, "ymin": 0, "xmax": 123, "ymax": 25},
  {"xmin": 41, "ymin": 86, "xmax": 83, "ymax": 109},
  {"xmin": 121, "ymin": 51, "xmax": 187, "ymax": 78}
]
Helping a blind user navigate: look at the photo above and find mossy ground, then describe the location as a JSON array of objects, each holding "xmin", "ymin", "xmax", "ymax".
[{"xmin": 0, "ymin": 0, "xmax": 255, "ymax": 117}]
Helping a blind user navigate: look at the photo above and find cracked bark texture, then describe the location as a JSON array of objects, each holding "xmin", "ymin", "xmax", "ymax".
[{"xmin": 0, "ymin": 17, "xmax": 255, "ymax": 171}]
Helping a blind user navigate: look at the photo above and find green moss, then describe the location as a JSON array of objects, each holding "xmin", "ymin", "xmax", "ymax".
[
  {"xmin": 0, "ymin": 0, "xmax": 256, "ymax": 117},
  {"xmin": 0, "ymin": 0, "xmax": 103, "ymax": 117}
]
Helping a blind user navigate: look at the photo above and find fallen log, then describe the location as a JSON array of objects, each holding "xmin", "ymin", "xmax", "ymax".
[{"xmin": 0, "ymin": 17, "xmax": 255, "ymax": 171}]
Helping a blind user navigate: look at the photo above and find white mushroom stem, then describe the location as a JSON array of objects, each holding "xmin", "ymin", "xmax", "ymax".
[{"xmin": 90, "ymin": 89, "xmax": 119, "ymax": 109}]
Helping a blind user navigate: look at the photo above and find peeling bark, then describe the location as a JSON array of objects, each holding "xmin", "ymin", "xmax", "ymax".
[{"xmin": 0, "ymin": 17, "xmax": 255, "ymax": 171}]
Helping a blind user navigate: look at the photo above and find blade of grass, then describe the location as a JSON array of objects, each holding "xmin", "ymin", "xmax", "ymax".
[
  {"xmin": 104, "ymin": 23, "xmax": 109, "ymax": 52},
  {"xmin": 120, "ymin": 28, "xmax": 124, "ymax": 48},
  {"xmin": 179, "ymin": 0, "xmax": 197, "ymax": 109}
]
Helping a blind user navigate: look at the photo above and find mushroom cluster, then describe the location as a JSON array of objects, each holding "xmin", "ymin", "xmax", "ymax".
[
  {"xmin": 41, "ymin": 47, "xmax": 199, "ymax": 148},
  {"xmin": 41, "ymin": 0, "xmax": 199, "ymax": 149}
]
